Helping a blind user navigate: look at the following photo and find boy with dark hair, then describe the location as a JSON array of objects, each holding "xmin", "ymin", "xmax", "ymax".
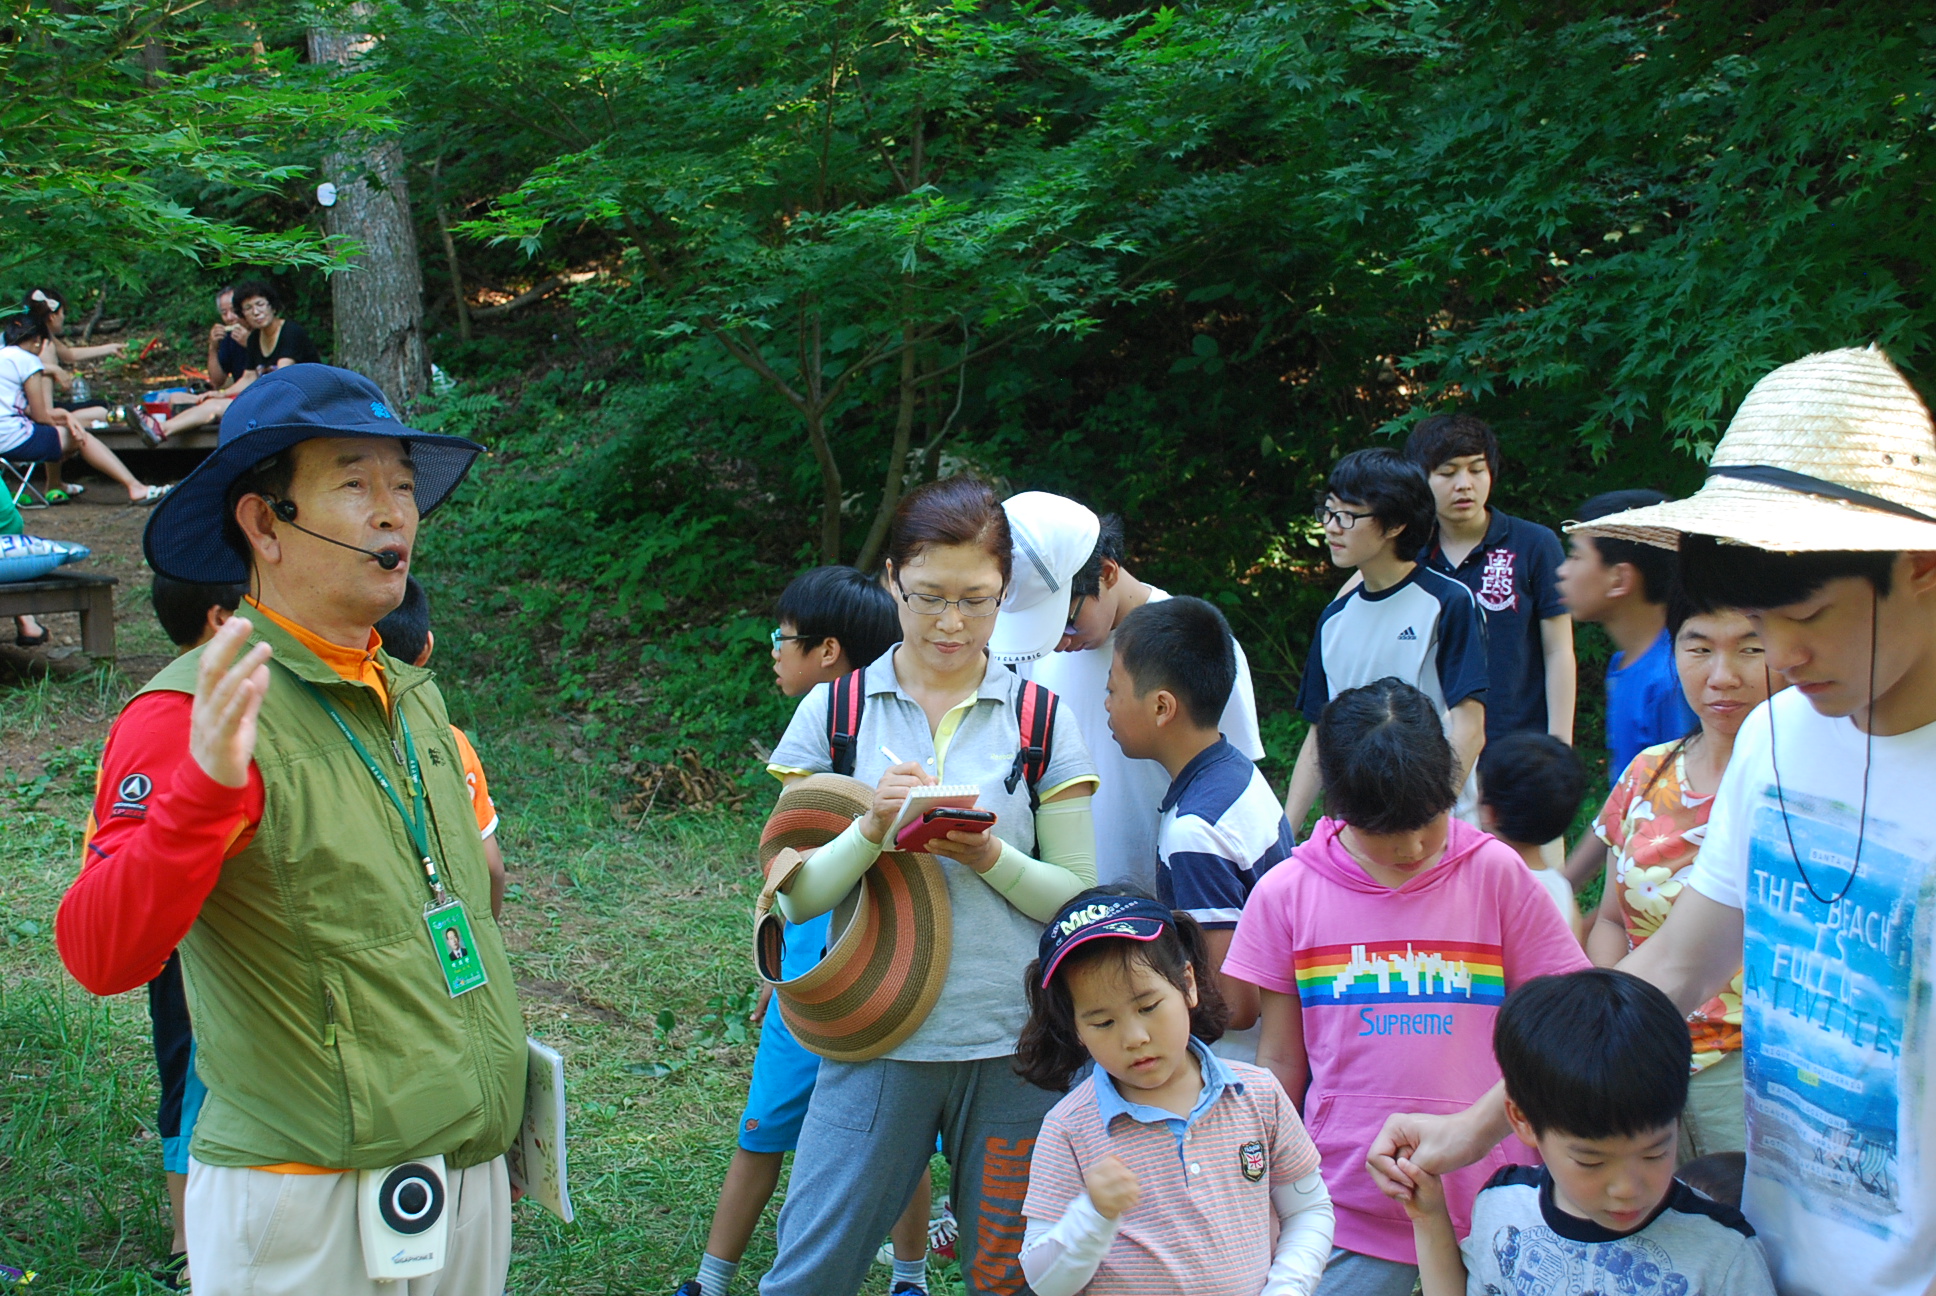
[
  {"xmin": 139, "ymin": 575, "xmax": 245, "ymax": 1289},
  {"xmin": 1365, "ymin": 347, "xmax": 1936, "ymax": 1296},
  {"xmin": 1286, "ymin": 448, "xmax": 1489, "ymax": 838},
  {"xmin": 1557, "ymin": 490, "xmax": 1699, "ymax": 885},
  {"xmin": 1405, "ymin": 414, "xmax": 1575, "ymax": 746},
  {"xmin": 992, "ymin": 497, "xmax": 1266, "ymax": 894},
  {"xmin": 1476, "ymin": 732, "xmax": 1587, "ymax": 938},
  {"xmin": 374, "ymin": 576, "xmax": 506, "ymax": 919},
  {"xmin": 1400, "ymin": 969, "xmax": 1774, "ymax": 1296},
  {"xmin": 771, "ymin": 564, "xmax": 900, "ymax": 696},
  {"xmin": 675, "ymin": 564, "xmax": 935, "ymax": 1296},
  {"xmin": 1105, "ymin": 595, "xmax": 1291, "ymax": 1036}
]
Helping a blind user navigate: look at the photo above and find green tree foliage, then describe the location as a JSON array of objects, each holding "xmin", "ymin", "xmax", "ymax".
[{"xmin": 0, "ymin": 1, "xmax": 392, "ymax": 281}]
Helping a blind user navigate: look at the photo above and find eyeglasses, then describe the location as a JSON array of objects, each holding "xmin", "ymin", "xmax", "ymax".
[
  {"xmin": 1064, "ymin": 595, "xmax": 1089, "ymax": 635},
  {"xmin": 895, "ymin": 580, "xmax": 1002, "ymax": 618},
  {"xmin": 770, "ymin": 628, "xmax": 817, "ymax": 649},
  {"xmin": 1315, "ymin": 502, "xmax": 1376, "ymax": 531}
]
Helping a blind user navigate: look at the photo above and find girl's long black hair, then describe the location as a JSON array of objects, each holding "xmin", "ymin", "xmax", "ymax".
[{"xmin": 1015, "ymin": 884, "xmax": 1230, "ymax": 1093}]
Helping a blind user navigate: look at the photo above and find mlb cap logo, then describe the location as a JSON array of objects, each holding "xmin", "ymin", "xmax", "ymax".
[{"xmin": 1038, "ymin": 892, "xmax": 1174, "ymax": 985}]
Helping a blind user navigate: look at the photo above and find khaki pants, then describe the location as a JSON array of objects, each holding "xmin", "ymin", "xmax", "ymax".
[
  {"xmin": 1679, "ymin": 1051, "xmax": 1747, "ymax": 1164},
  {"xmin": 186, "ymin": 1155, "xmax": 512, "ymax": 1296}
]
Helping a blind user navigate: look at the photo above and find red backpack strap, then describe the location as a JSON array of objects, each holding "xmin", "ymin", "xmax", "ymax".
[
  {"xmin": 826, "ymin": 668, "xmax": 866, "ymax": 777},
  {"xmin": 1004, "ymin": 680, "xmax": 1058, "ymax": 809}
]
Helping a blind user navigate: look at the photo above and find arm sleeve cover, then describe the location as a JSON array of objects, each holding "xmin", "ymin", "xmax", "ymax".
[
  {"xmin": 1020, "ymin": 1191, "xmax": 1119, "ymax": 1296},
  {"xmin": 1262, "ymin": 1171, "xmax": 1335, "ymax": 1296},
  {"xmin": 775, "ymin": 818, "xmax": 881, "ymax": 923},
  {"xmin": 978, "ymin": 795, "xmax": 1097, "ymax": 921}
]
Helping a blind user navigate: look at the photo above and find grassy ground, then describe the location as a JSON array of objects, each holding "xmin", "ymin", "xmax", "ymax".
[{"xmin": 0, "ymin": 661, "xmax": 952, "ymax": 1294}]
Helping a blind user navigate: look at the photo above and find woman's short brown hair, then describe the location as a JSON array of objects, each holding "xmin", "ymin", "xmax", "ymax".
[{"xmin": 885, "ymin": 476, "xmax": 1012, "ymax": 588}]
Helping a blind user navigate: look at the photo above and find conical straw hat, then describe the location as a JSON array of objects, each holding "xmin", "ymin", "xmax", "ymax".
[{"xmin": 1569, "ymin": 346, "xmax": 1936, "ymax": 552}]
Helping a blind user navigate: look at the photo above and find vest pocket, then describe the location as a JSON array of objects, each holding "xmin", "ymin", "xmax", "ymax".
[{"xmin": 327, "ymin": 931, "xmax": 487, "ymax": 1159}]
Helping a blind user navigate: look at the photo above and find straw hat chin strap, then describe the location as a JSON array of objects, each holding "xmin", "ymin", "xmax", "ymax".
[{"xmin": 1707, "ymin": 464, "xmax": 1936, "ymax": 526}]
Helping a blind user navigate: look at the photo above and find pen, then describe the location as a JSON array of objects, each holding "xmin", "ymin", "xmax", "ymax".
[{"xmin": 880, "ymin": 745, "xmax": 903, "ymax": 765}]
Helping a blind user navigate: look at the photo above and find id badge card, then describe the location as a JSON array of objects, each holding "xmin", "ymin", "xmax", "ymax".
[{"xmin": 425, "ymin": 898, "xmax": 488, "ymax": 998}]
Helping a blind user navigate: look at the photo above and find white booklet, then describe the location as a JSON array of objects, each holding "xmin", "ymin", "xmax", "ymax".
[
  {"xmin": 886, "ymin": 782, "xmax": 982, "ymax": 839},
  {"xmin": 507, "ymin": 1036, "xmax": 575, "ymax": 1223}
]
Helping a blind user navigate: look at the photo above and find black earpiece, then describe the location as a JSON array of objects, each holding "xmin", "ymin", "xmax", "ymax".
[{"xmin": 265, "ymin": 496, "xmax": 402, "ymax": 570}]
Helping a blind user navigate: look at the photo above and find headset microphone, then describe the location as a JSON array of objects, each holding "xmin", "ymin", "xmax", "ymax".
[{"xmin": 269, "ymin": 499, "xmax": 404, "ymax": 570}]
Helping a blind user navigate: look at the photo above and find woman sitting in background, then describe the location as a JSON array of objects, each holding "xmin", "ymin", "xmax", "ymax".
[
  {"xmin": 137, "ymin": 279, "xmax": 321, "ymax": 446},
  {"xmin": 23, "ymin": 286, "xmax": 131, "ymax": 498}
]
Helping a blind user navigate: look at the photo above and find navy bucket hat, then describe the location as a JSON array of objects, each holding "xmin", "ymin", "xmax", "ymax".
[{"xmin": 143, "ymin": 365, "xmax": 484, "ymax": 584}]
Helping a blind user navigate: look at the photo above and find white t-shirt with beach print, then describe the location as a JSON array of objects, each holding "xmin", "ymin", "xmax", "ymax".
[{"xmin": 1688, "ymin": 686, "xmax": 1936, "ymax": 1296}]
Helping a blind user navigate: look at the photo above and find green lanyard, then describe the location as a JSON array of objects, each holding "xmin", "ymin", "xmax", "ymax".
[{"xmin": 294, "ymin": 675, "xmax": 447, "ymax": 903}]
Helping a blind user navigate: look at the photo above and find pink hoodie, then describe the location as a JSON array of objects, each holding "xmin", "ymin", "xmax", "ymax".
[{"xmin": 1223, "ymin": 817, "xmax": 1589, "ymax": 1263}]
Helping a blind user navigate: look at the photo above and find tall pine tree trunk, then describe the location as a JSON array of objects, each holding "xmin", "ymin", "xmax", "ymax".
[{"xmin": 308, "ymin": 16, "xmax": 428, "ymax": 412}]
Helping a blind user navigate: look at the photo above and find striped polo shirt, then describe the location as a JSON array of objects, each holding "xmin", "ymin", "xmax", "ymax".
[
  {"xmin": 1022, "ymin": 1042, "xmax": 1321, "ymax": 1294},
  {"xmin": 1156, "ymin": 738, "xmax": 1292, "ymax": 929}
]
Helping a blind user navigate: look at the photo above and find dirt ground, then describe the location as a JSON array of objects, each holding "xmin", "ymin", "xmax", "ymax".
[{"xmin": 1, "ymin": 464, "xmax": 198, "ymax": 779}]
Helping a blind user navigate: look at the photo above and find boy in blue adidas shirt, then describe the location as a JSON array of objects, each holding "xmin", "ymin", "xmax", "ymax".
[
  {"xmin": 1286, "ymin": 448, "xmax": 1490, "ymax": 837},
  {"xmin": 1105, "ymin": 595, "xmax": 1291, "ymax": 1040}
]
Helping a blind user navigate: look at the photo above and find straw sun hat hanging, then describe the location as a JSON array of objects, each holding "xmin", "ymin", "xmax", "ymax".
[{"xmin": 1570, "ymin": 345, "xmax": 1936, "ymax": 553}]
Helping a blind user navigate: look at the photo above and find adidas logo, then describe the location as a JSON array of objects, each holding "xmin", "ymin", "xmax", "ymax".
[{"xmin": 1397, "ymin": 627, "xmax": 1417, "ymax": 641}]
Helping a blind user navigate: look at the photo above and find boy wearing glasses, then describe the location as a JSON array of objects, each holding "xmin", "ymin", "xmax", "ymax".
[
  {"xmin": 1284, "ymin": 448, "xmax": 1489, "ymax": 838},
  {"xmin": 674, "ymin": 563, "xmax": 934, "ymax": 1296}
]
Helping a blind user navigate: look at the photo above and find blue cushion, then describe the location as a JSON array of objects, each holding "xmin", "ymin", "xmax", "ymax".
[{"xmin": 0, "ymin": 535, "xmax": 92, "ymax": 584}]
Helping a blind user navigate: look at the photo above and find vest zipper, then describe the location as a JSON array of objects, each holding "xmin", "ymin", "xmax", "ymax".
[{"xmin": 323, "ymin": 987, "xmax": 339, "ymax": 1048}]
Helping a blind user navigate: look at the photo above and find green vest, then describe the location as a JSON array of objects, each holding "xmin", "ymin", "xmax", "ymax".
[{"xmin": 139, "ymin": 612, "xmax": 526, "ymax": 1170}]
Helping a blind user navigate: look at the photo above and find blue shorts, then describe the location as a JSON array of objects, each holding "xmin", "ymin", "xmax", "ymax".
[
  {"xmin": 8, "ymin": 422, "xmax": 62, "ymax": 461},
  {"xmin": 738, "ymin": 911, "xmax": 830, "ymax": 1153},
  {"xmin": 148, "ymin": 952, "xmax": 207, "ymax": 1175}
]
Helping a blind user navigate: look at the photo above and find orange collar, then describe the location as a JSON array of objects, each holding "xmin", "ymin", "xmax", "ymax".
[{"xmin": 245, "ymin": 597, "xmax": 388, "ymax": 706}]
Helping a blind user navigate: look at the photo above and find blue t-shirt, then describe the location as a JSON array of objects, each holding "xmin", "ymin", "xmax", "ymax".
[
  {"xmin": 1422, "ymin": 510, "xmax": 1565, "ymax": 740},
  {"xmin": 1605, "ymin": 625, "xmax": 1698, "ymax": 784},
  {"xmin": 1296, "ymin": 565, "xmax": 1490, "ymax": 724},
  {"xmin": 216, "ymin": 335, "xmax": 249, "ymax": 383},
  {"xmin": 1156, "ymin": 739, "xmax": 1292, "ymax": 929}
]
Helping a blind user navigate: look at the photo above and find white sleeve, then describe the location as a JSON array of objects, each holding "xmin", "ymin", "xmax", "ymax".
[
  {"xmin": 1261, "ymin": 1171, "xmax": 1334, "ymax": 1296},
  {"xmin": 1686, "ymin": 700, "xmax": 1766, "ymax": 911},
  {"xmin": 1225, "ymin": 637, "xmax": 1267, "ymax": 762},
  {"xmin": 1020, "ymin": 1192, "xmax": 1120, "ymax": 1296}
]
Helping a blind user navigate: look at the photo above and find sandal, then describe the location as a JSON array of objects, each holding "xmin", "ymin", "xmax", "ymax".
[
  {"xmin": 135, "ymin": 482, "xmax": 174, "ymax": 506},
  {"xmin": 15, "ymin": 628, "xmax": 50, "ymax": 648},
  {"xmin": 135, "ymin": 409, "xmax": 167, "ymax": 449},
  {"xmin": 44, "ymin": 488, "xmax": 71, "ymax": 505}
]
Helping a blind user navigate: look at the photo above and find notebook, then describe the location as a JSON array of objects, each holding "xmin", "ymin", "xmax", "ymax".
[
  {"xmin": 886, "ymin": 783, "xmax": 982, "ymax": 839},
  {"xmin": 507, "ymin": 1036, "xmax": 575, "ymax": 1223}
]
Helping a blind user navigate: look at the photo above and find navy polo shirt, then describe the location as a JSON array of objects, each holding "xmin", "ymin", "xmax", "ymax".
[
  {"xmin": 1422, "ymin": 510, "xmax": 1565, "ymax": 740},
  {"xmin": 216, "ymin": 336, "xmax": 249, "ymax": 382}
]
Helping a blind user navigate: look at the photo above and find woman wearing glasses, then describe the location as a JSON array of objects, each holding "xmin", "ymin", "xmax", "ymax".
[{"xmin": 759, "ymin": 476, "xmax": 1099, "ymax": 1296}]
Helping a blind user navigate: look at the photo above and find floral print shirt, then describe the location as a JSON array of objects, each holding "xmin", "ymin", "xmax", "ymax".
[{"xmin": 1595, "ymin": 739, "xmax": 1744, "ymax": 1071}]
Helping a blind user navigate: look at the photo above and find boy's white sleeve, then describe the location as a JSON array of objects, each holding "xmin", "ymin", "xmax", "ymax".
[
  {"xmin": 1020, "ymin": 1192, "xmax": 1119, "ymax": 1296},
  {"xmin": 1261, "ymin": 1171, "xmax": 1334, "ymax": 1296}
]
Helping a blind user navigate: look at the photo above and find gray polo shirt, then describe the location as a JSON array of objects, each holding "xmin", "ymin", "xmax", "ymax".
[{"xmin": 768, "ymin": 647, "xmax": 1097, "ymax": 1061}]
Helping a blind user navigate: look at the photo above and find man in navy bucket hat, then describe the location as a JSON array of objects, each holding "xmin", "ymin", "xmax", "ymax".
[{"xmin": 57, "ymin": 365, "xmax": 526, "ymax": 1294}]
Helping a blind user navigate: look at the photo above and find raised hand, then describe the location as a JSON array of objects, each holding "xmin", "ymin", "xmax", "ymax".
[
  {"xmin": 1084, "ymin": 1154, "xmax": 1141, "ymax": 1219},
  {"xmin": 190, "ymin": 617, "xmax": 272, "ymax": 788},
  {"xmin": 859, "ymin": 760, "xmax": 934, "ymax": 845}
]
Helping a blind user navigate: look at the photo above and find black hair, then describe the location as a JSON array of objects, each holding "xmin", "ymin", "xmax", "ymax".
[
  {"xmin": 1325, "ymin": 448, "xmax": 1438, "ymax": 562},
  {"xmin": 1317, "ymin": 678, "xmax": 1457, "ymax": 833},
  {"xmin": 1494, "ymin": 969, "xmax": 1690, "ymax": 1139},
  {"xmin": 1404, "ymin": 413, "xmax": 1500, "ymax": 480},
  {"xmin": 375, "ymin": 575, "xmax": 432, "ymax": 664},
  {"xmin": 1478, "ymin": 733, "xmax": 1588, "ymax": 846},
  {"xmin": 1677, "ymin": 1152, "xmax": 1747, "ymax": 1208},
  {"xmin": 1070, "ymin": 513, "xmax": 1127, "ymax": 600},
  {"xmin": 1678, "ymin": 533, "xmax": 1896, "ymax": 613},
  {"xmin": 1112, "ymin": 595, "xmax": 1236, "ymax": 728},
  {"xmin": 776, "ymin": 565, "xmax": 900, "ymax": 669},
  {"xmin": 1016, "ymin": 884, "xmax": 1229, "ymax": 1092},
  {"xmin": 1573, "ymin": 491, "xmax": 1678, "ymax": 605},
  {"xmin": 230, "ymin": 279, "xmax": 279, "ymax": 313},
  {"xmin": 150, "ymin": 574, "xmax": 247, "ymax": 649},
  {"xmin": 222, "ymin": 451, "xmax": 299, "ymax": 566}
]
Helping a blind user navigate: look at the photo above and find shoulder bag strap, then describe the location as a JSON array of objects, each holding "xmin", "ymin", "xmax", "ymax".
[{"xmin": 826, "ymin": 668, "xmax": 866, "ymax": 777}]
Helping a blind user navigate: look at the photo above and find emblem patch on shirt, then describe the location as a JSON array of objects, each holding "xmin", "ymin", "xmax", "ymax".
[
  {"xmin": 1478, "ymin": 548, "xmax": 1518, "ymax": 612},
  {"xmin": 1396, "ymin": 626, "xmax": 1417, "ymax": 641},
  {"xmin": 111, "ymin": 772, "xmax": 152, "ymax": 818},
  {"xmin": 1239, "ymin": 1139, "xmax": 1266, "ymax": 1182}
]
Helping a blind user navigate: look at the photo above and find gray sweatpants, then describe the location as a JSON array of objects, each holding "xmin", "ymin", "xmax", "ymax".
[{"xmin": 760, "ymin": 1055, "xmax": 1059, "ymax": 1296}]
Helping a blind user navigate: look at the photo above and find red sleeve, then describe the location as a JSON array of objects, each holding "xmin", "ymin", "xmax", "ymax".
[{"xmin": 55, "ymin": 691, "xmax": 264, "ymax": 996}]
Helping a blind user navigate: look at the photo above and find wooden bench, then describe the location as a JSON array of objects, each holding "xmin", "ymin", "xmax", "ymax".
[{"xmin": 0, "ymin": 572, "xmax": 118, "ymax": 657}]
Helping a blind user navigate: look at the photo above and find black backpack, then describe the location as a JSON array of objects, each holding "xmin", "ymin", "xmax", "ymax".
[{"xmin": 825, "ymin": 667, "xmax": 1059, "ymax": 810}]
